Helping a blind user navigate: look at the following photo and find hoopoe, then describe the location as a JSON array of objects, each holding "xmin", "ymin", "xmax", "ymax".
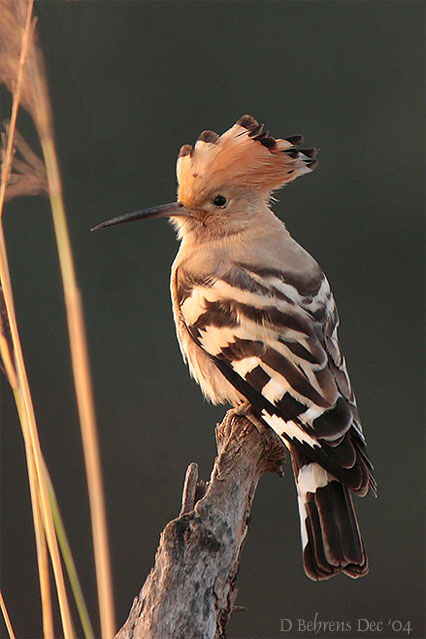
[{"xmin": 93, "ymin": 115, "xmax": 376, "ymax": 581}]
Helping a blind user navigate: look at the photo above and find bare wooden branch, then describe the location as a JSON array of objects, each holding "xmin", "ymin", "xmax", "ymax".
[
  {"xmin": 179, "ymin": 462, "xmax": 206, "ymax": 516},
  {"xmin": 115, "ymin": 409, "xmax": 286, "ymax": 639}
]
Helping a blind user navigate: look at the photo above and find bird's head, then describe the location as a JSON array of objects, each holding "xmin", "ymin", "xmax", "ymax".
[{"xmin": 91, "ymin": 115, "xmax": 318, "ymax": 240}]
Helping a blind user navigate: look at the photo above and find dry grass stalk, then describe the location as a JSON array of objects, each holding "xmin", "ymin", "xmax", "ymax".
[
  {"xmin": 1, "ymin": 125, "xmax": 48, "ymax": 200},
  {"xmin": 0, "ymin": 2, "xmax": 59, "ymax": 635},
  {"xmin": 21, "ymin": 426, "xmax": 55, "ymax": 639},
  {"xmin": 0, "ymin": 1, "xmax": 115, "ymax": 637},
  {"xmin": 0, "ymin": 288, "xmax": 17, "ymax": 388},
  {"xmin": 0, "ymin": 1, "xmax": 35, "ymax": 215},
  {"xmin": 0, "ymin": 243, "xmax": 75, "ymax": 639},
  {"xmin": 0, "ymin": 588, "xmax": 16, "ymax": 639},
  {"xmin": 43, "ymin": 459, "xmax": 95, "ymax": 639}
]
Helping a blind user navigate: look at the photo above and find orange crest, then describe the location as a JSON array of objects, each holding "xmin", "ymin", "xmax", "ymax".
[{"xmin": 176, "ymin": 115, "xmax": 318, "ymax": 206}]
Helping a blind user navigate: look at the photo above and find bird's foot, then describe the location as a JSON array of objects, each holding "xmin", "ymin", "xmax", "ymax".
[
  {"xmin": 232, "ymin": 399, "xmax": 252, "ymax": 416},
  {"xmin": 230, "ymin": 401, "xmax": 266, "ymax": 437}
]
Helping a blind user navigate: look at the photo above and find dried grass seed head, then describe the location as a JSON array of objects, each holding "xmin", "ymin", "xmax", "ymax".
[
  {"xmin": 1, "ymin": 123, "xmax": 47, "ymax": 200},
  {"xmin": 0, "ymin": 0, "xmax": 52, "ymax": 139}
]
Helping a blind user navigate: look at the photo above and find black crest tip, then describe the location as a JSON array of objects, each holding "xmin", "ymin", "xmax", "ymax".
[
  {"xmin": 300, "ymin": 147, "xmax": 318, "ymax": 158},
  {"xmin": 197, "ymin": 130, "xmax": 219, "ymax": 144},
  {"xmin": 237, "ymin": 114, "xmax": 259, "ymax": 130},
  {"xmin": 248, "ymin": 123, "xmax": 265, "ymax": 138},
  {"xmin": 306, "ymin": 159, "xmax": 319, "ymax": 170},
  {"xmin": 178, "ymin": 144, "xmax": 193, "ymax": 158},
  {"xmin": 285, "ymin": 134, "xmax": 304, "ymax": 146},
  {"xmin": 259, "ymin": 136, "xmax": 277, "ymax": 150}
]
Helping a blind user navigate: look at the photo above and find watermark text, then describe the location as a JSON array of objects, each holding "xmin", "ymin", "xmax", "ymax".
[{"xmin": 279, "ymin": 612, "xmax": 412, "ymax": 635}]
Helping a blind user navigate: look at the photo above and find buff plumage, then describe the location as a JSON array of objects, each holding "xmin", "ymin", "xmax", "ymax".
[{"xmin": 94, "ymin": 115, "xmax": 375, "ymax": 581}]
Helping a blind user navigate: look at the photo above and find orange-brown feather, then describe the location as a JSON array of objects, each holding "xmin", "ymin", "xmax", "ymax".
[{"xmin": 176, "ymin": 115, "xmax": 317, "ymax": 207}]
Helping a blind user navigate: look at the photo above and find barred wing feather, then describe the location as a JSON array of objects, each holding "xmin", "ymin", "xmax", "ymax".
[{"xmin": 176, "ymin": 263, "xmax": 375, "ymax": 497}]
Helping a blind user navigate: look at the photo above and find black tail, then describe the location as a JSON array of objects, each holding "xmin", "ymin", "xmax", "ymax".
[{"xmin": 293, "ymin": 458, "xmax": 369, "ymax": 581}]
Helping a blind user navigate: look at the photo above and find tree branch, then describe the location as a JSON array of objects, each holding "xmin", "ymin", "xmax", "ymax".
[{"xmin": 115, "ymin": 408, "xmax": 286, "ymax": 639}]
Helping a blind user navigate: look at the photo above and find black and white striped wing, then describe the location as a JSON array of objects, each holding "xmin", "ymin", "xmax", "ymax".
[{"xmin": 176, "ymin": 263, "xmax": 375, "ymax": 496}]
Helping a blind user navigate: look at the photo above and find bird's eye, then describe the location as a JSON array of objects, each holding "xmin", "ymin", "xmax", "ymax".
[{"xmin": 213, "ymin": 195, "xmax": 227, "ymax": 208}]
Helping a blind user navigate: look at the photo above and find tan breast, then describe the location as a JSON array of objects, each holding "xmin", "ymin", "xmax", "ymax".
[{"xmin": 170, "ymin": 262, "xmax": 243, "ymax": 406}]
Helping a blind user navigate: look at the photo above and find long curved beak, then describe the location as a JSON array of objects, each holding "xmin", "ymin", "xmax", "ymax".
[{"xmin": 90, "ymin": 201, "xmax": 190, "ymax": 232}]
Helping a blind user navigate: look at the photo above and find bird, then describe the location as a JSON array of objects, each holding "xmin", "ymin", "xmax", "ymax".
[{"xmin": 92, "ymin": 114, "xmax": 376, "ymax": 581}]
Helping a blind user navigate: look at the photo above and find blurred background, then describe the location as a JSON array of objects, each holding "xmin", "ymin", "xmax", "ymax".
[{"xmin": 1, "ymin": 1, "xmax": 424, "ymax": 637}]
